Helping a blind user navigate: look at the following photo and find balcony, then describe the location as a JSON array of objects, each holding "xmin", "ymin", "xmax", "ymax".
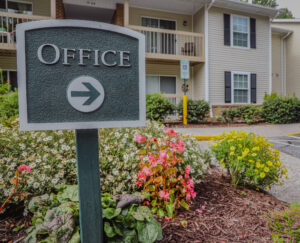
[
  {"xmin": 0, "ymin": 12, "xmax": 51, "ymax": 51},
  {"xmin": 128, "ymin": 25, "xmax": 205, "ymax": 64}
]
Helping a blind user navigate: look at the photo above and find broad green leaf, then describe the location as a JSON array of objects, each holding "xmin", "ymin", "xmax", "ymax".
[
  {"xmin": 131, "ymin": 206, "xmax": 151, "ymax": 221},
  {"xmin": 69, "ymin": 227, "xmax": 80, "ymax": 243},
  {"xmin": 166, "ymin": 202, "xmax": 174, "ymax": 218},
  {"xmin": 137, "ymin": 149, "xmax": 147, "ymax": 155},
  {"xmin": 151, "ymin": 199, "xmax": 157, "ymax": 207},
  {"xmin": 123, "ymin": 229, "xmax": 138, "ymax": 243},
  {"xmin": 57, "ymin": 185, "xmax": 79, "ymax": 202},
  {"xmin": 137, "ymin": 221, "xmax": 159, "ymax": 243},
  {"xmin": 157, "ymin": 208, "xmax": 165, "ymax": 218},
  {"xmin": 104, "ymin": 222, "xmax": 116, "ymax": 238},
  {"xmin": 103, "ymin": 208, "xmax": 122, "ymax": 219},
  {"xmin": 153, "ymin": 176, "xmax": 163, "ymax": 184},
  {"xmin": 113, "ymin": 222, "xmax": 123, "ymax": 236},
  {"xmin": 179, "ymin": 201, "xmax": 190, "ymax": 210},
  {"xmin": 151, "ymin": 207, "xmax": 158, "ymax": 214},
  {"xmin": 165, "ymin": 168, "xmax": 178, "ymax": 176}
]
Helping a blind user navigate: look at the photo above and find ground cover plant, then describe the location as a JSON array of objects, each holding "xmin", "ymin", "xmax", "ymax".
[
  {"xmin": 25, "ymin": 185, "xmax": 162, "ymax": 243},
  {"xmin": 0, "ymin": 117, "xmax": 210, "ymax": 210},
  {"xmin": 177, "ymin": 99, "xmax": 210, "ymax": 123},
  {"xmin": 0, "ymin": 84, "xmax": 18, "ymax": 122},
  {"xmin": 212, "ymin": 130, "xmax": 288, "ymax": 189},
  {"xmin": 221, "ymin": 105, "xmax": 262, "ymax": 124},
  {"xmin": 265, "ymin": 202, "xmax": 300, "ymax": 242}
]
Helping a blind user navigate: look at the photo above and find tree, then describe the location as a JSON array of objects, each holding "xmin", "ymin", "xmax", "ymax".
[{"xmin": 241, "ymin": 0, "xmax": 293, "ymax": 19}]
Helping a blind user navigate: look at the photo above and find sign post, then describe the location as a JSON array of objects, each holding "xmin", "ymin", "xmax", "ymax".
[
  {"xmin": 180, "ymin": 59, "xmax": 190, "ymax": 125},
  {"xmin": 17, "ymin": 20, "xmax": 145, "ymax": 243}
]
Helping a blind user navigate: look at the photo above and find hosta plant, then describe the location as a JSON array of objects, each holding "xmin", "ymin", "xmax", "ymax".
[
  {"xmin": 212, "ymin": 131, "xmax": 287, "ymax": 189},
  {"xmin": 135, "ymin": 128, "xmax": 198, "ymax": 218},
  {"xmin": 25, "ymin": 185, "xmax": 162, "ymax": 243}
]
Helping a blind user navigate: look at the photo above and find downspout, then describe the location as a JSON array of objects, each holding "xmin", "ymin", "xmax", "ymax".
[
  {"xmin": 205, "ymin": 0, "xmax": 215, "ymax": 117},
  {"xmin": 269, "ymin": 18, "xmax": 272, "ymax": 95},
  {"xmin": 281, "ymin": 31, "xmax": 292, "ymax": 96}
]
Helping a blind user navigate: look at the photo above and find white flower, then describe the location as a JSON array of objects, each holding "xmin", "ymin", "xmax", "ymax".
[
  {"xmin": 29, "ymin": 163, "xmax": 36, "ymax": 168},
  {"xmin": 59, "ymin": 139, "xmax": 65, "ymax": 144},
  {"xmin": 27, "ymin": 177, "xmax": 34, "ymax": 184},
  {"xmin": 51, "ymin": 178, "xmax": 59, "ymax": 184},
  {"xmin": 33, "ymin": 182, "xmax": 40, "ymax": 189},
  {"xmin": 44, "ymin": 165, "xmax": 51, "ymax": 169}
]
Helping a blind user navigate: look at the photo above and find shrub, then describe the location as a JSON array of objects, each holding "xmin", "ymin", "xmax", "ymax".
[
  {"xmin": 221, "ymin": 105, "xmax": 262, "ymax": 124},
  {"xmin": 265, "ymin": 202, "xmax": 300, "ymax": 242},
  {"xmin": 25, "ymin": 185, "xmax": 162, "ymax": 243},
  {"xmin": 0, "ymin": 90, "xmax": 18, "ymax": 122},
  {"xmin": 211, "ymin": 131, "xmax": 287, "ymax": 189},
  {"xmin": 178, "ymin": 99, "xmax": 210, "ymax": 123},
  {"xmin": 262, "ymin": 96, "xmax": 300, "ymax": 124},
  {"xmin": 146, "ymin": 93, "xmax": 175, "ymax": 121},
  {"xmin": 0, "ymin": 118, "xmax": 210, "ymax": 207},
  {"xmin": 135, "ymin": 128, "xmax": 197, "ymax": 218}
]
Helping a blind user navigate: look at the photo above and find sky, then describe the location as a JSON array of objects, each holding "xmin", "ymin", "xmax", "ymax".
[{"xmin": 277, "ymin": 0, "xmax": 300, "ymax": 18}]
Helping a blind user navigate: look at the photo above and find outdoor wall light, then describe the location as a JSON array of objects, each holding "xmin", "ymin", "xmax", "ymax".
[{"xmin": 183, "ymin": 20, "xmax": 187, "ymax": 26}]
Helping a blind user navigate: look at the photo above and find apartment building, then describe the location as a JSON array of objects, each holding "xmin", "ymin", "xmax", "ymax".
[{"xmin": 0, "ymin": 0, "xmax": 280, "ymax": 115}]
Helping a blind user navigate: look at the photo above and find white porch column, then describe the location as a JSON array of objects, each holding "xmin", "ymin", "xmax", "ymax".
[
  {"xmin": 124, "ymin": 0, "xmax": 129, "ymax": 27},
  {"xmin": 51, "ymin": 0, "xmax": 56, "ymax": 19}
]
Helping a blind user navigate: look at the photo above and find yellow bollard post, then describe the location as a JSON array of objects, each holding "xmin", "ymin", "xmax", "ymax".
[{"xmin": 183, "ymin": 95, "xmax": 188, "ymax": 125}]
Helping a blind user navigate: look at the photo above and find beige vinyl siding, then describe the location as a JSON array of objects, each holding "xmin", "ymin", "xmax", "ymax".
[
  {"xmin": 208, "ymin": 7, "xmax": 270, "ymax": 105},
  {"xmin": 0, "ymin": 55, "xmax": 17, "ymax": 70},
  {"xmin": 15, "ymin": 0, "xmax": 51, "ymax": 17},
  {"xmin": 146, "ymin": 63, "xmax": 193, "ymax": 99},
  {"xmin": 272, "ymin": 33, "xmax": 283, "ymax": 95},
  {"xmin": 129, "ymin": 7, "xmax": 192, "ymax": 32},
  {"xmin": 192, "ymin": 8, "xmax": 206, "ymax": 100},
  {"xmin": 272, "ymin": 23, "xmax": 300, "ymax": 98}
]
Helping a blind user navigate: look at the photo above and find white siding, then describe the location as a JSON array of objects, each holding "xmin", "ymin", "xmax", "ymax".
[{"xmin": 208, "ymin": 7, "xmax": 270, "ymax": 105}]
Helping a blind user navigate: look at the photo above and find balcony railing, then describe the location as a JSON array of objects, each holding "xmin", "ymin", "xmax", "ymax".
[
  {"xmin": 0, "ymin": 12, "xmax": 51, "ymax": 50},
  {"xmin": 128, "ymin": 25, "xmax": 205, "ymax": 63}
]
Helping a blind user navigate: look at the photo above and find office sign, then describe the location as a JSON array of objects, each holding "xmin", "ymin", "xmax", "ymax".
[
  {"xmin": 180, "ymin": 59, "xmax": 190, "ymax": 80},
  {"xmin": 17, "ymin": 20, "xmax": 146, "ymax": 131}
]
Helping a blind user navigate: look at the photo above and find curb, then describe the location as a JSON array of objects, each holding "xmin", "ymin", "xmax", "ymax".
[
  {"xmin": 184, "ymin": 135, "xmax": 219, "ymax": 141},
  {"xmin": 287, "ymin": 132, "xmax": 300, "ymax": 136}
]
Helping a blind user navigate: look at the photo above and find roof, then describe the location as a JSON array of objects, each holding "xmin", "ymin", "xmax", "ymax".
[
  {"xmin": 273, "ymin": 19, "xmax": 300, "ymax": 23},
  {"xmin": 272, "ymin": 26, "xmax": 293, "ymax": 35}
]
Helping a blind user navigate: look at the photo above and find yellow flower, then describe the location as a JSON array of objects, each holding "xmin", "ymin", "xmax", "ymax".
[
  {"xmin": 260, "ymin": 172, "xmax": 266, "ymax": 179},
  {"xmin": 266, "ymin": 186, "xmax": 270, "ymax": 190},
  {"xmin": 213, "ymin": 143, "xmax": 218, "ymax": 147},
  {"xmin": 286, "ymin": 176, "xmax": 289, "ymax": 179},
  {"xmin": 252, "ymin": 146, "xmax": 260, "ymax": 151},
  {"xmin": 230, "ymin": 146, "xmax": 236, "ymax": 151},
  {"xmin": 237, "ymin": 156, "xmax": 242, "ymax": 160},
  {"xmin": 252, "ymin": 153, "xmax": 257, "ymax": 157},
  {"xmin": 238, "ymin": 144, "xmax": 242, "ymax": 148},
  {"xmin": 267, "ymin": 161, "xmax": 273, "ymax": 167},
  {"xmin": 220, "ymin": 158, "xmax": 224, "ymax": 163},
  {"xmin": 264, "ymin": 167, "xmax": 270, "ymax": 173},
  {"xmin": 221, "ymin": 163, "xmax": 226, "ymax": 168},
  {"xmin": 256, "ymin": 162, "xmax": 261, "ymax": 168},
  {"xmin": 255, "ymin": 169, "xmax": 258, "ymax": 173},
  {"xmin": 248, "ymin": 159, "xmax": 254, "ymax": 163},
  {"xmin": 230, "ymin": 152, "xmax": 235, "ymax": 156}
]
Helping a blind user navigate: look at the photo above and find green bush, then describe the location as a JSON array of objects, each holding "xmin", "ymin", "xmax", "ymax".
[
  {"xmin": 265, "ymin": 202, "xmax": 300, "ymax": 242},
  {"xmin": 211, "ymin": 130, "xmax": 287, "ymax": 189},
  {"xmin": 25, "ymin": 185, "xmax": 162, "ymax": 243},
  {"xmin": 221, "ymin": 105, "xmax": 262, "ymax": 124},
  {"xmin": 0, "ymin": 118, "xmax": 210, "ymax": 208},
  {"xmin": 146, "ymin": 93, "xmax": 175, "ymax": 121},
  {"xmin": 178, "ymin": 99, "xmax": 210, "ymax": 123},
  {"xmin": 262, "ymin": 96, "xmax": 300, "ymax": 124},
  {"xmin": 0, "ymin": 90, "xmax": 18, "ymax": 122}
]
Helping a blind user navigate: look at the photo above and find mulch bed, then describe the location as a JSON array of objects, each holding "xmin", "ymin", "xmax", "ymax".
[
  {"xmin": 165, "ymin": 121, "xmax": 267, "ymax": 129},
  {"xmin": 158, "ymin": 168, "xmax": 287, "ymax": 243},
  {"xmin": 1, "ymin": 168, "xmax": 287, "ymax": 243}
]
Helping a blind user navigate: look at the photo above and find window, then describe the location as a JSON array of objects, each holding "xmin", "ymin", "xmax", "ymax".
[
  {"xmin": 141, "ymin": 17, "xmax": 176, "ymax": 55},
  {"xmin": 0, "ymin": 69, "xmax": 17, "ymax": 89},
  {"xmin": 232, "ymin": 16, "xmax": 249, "ymax": 48},
  {"xmin": 146, "ymin": 75, "xmax": 177, "ymax": 104},
  {"xmin": 0, "ymin": 0, "xmax": 32, "ymax": 15},
  {"xmin": 232, "ymin": 72, "xmax": 249, "ymax": 104}
]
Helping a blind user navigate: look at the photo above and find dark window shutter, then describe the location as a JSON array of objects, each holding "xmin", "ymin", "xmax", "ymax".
[
  {"xmin": 251, "ymin": 74, "xmax": 257, "ymax": 103},
  {"xmin": 225, "ymin": 71, "xmax": 231, "ymax": 103},
  {"xmin": 224, "ymin": 14, "xmax": 231, "ymax": 46},
  {"xmin": 250, "ymin": 18, "xmax": 256, "ymax": 49}
]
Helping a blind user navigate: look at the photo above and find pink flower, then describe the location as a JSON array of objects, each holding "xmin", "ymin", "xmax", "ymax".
[
  {"xmin": 159, "ymin": 191, "xmax": 170, "ymax": 200},
  {"xmin": 185, "ymin": 174, "xmax": 189, "ymax": 179},
  {"xmin": 18, "ymin": 164, "xmax": 31, "ymax": 172},
  {"xmin": 137, "ymin": 171, "xmax": 146, "ymax": 182},
  {"xmin": 135, "ymin": 134, "xmax": 146, "ymax": 144},
  {"xmin": 191, "ymin": 191, "xmax": 197, "ymax": 199},
  {"xmin": 165, "ymin": 216, "xmax": 171, "ymax": 222},
  {"xmin": 196, "ymin": 209, "xmax": 203, "ymax": 213},
  {"xmin": 136, "ymin": 181, "xmax": 143, "ymax": 187},
  {"xmin": 148, "ymin": 154, "xmax": 156, "ymax": 164},
  {"xmin": 139, "ymin": 155, "xmax": 144, "ymax": 161},
  {"xmin": 142, "ymin": 166, "xmax": 151, "ymax": 176},
  {"xmin": 201, "ymin": 205, "xmax": 206, "ymax": 210},
  {"xmin": 186, "ymin": 192, "xmax": 191, "ymax": 200},
  {"xmin": 178, "ymin": 175, "xmax": 183, "ymax": 181},
  {"xmin": 18, "ymin": 164, "xmax": 27, "ymax": 172},
  {"xmin": 159, "ymin": 151, "xmax": 167, "ymax": 160},
  {"xmin": 185, "ymin": 165, "xmax": 191, "ymax": 175}
]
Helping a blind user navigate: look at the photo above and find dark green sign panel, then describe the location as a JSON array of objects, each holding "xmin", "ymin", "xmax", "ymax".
[{"xmin": 17, "ymin": 20, "xmax": 145, "ymax": 131}]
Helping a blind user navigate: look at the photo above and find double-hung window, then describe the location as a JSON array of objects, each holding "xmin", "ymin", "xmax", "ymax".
[
  {"xmin": 232, "ymin": 16, "xmax": 249, "ymax": 48},
  {"xmin": 0, "ymin": 0, "xmax": 33, "ymax": 15},
  {"xmin": 232, "ymin": 72, "xmax": 250, "ymax": 104}
]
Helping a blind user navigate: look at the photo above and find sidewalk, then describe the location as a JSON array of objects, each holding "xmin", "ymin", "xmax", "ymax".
[{"xmin": 175, "ymin": 123, "xmax": 300, "ymax": 137}]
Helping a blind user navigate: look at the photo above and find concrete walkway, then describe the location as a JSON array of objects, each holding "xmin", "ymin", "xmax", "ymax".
[
  {"xmin": 175, "ymin": 123, "xmax": 300, "ymax": 204},
  {"xmin": 175, "ymin": 123, "xmax": 300, "ymax": 137}
]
